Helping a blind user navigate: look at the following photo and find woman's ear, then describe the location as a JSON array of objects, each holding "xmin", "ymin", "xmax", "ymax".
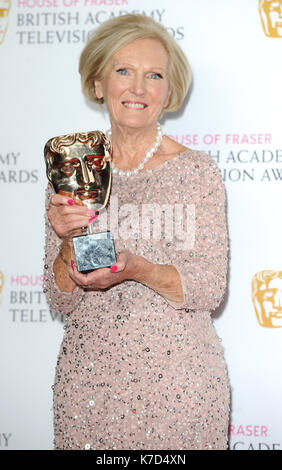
[{"xmin": 94, "ymin": 79, "xmax": 104, "ymax": 100}]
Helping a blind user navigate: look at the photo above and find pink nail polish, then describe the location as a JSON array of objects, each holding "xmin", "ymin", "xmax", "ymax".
[
  {"xmin": 68, "ymin": 199, "xmax": 74, "ymax": 206},
  {"xmin": 88, "ymin": 214, "xmax": 98, "ymax": 223},
  {"xmin": 71, "ymin": 260, "xmax": 75, "ymax": 271},
  {"xmin": 110, "ymin": 265, "xmax": 117, "ymax": 273},
  {"xmin": 86, "ymin": 209, "xmax": 95, "ymax": 216}
]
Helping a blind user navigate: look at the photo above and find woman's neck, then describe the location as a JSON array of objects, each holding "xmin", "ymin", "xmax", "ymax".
[{"xmin": 109, "ymin": 123, "xmax": 160, "ymax": 170}]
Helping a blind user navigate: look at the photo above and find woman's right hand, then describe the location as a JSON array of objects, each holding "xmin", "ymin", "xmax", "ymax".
[{"xmin": 47, "ymin": 193, "xmax": 97, "ymax": 240}]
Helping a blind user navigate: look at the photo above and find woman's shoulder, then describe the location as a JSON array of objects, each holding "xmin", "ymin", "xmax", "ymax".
[
  {"xmin": 178, "ymin": 149, "xmax": 224, "ymax": 190},
  {"xmin": 162, "ymin": 136, "xmax": 221, "ymax": 174},
  {"xmin": 158, "ymin": 135, "xmax": 219, "ymax": 167},
  {"xmin": 162, "ymin": 144, "xmax": 225, "ymax": 196},
  {"xmin": 161, "ymin": 135, "xmax": 189, "ymax": 157}
]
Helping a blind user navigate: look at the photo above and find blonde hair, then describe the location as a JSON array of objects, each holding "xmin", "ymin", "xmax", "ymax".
[{"xmin": 79, "ymin": 14, "xmax": 192, "ymax": 113}]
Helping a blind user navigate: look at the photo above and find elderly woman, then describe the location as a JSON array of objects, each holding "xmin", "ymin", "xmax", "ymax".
[{"xmin": 44, "ymin": 14, "xmax": 230, "ymax": 450}]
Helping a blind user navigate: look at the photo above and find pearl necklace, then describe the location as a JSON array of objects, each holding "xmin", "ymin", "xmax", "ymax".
[{"xmin": 106, "ymin": 122, "xmax": 163, "ymax": 176}]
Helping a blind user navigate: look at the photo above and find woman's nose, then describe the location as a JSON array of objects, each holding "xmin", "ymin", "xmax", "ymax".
[{"xmin": 130, "ymin": 75, "xmax": 146, "ymax": 96}]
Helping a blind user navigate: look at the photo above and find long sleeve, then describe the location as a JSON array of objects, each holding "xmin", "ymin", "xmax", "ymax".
[
  {"xmin": 43, "ymin": 183, "xmax": 85, "ymax": 315},
  {"xmin": 167, "ymin": 154, "xmax": 228, "ymax": 312}
]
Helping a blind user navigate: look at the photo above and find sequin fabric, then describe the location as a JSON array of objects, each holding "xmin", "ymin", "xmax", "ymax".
[{"xmin": 43, "ymin": 150, "xmax": 230, "ymax": 450}]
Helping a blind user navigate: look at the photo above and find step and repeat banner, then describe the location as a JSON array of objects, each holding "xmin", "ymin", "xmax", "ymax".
[{"xmin": 0, "ymin": 0, "xmax": 281, "ymax": 450}]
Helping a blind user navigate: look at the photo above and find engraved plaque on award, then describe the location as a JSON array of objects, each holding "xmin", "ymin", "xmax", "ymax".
[{"xmin": 44, "ymin": 131, "xmax": 116, "ymax": 272}]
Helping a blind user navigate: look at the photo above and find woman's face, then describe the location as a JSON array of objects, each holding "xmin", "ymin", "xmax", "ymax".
[{"xmin": 94, "ymin": 38, "xmax": 171, "ymax": 130}]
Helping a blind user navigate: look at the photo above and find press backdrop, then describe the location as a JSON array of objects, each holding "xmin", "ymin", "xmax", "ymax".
[{"xmin": 0, "ymin": 0, "xmax": 281, "ymax": 450}]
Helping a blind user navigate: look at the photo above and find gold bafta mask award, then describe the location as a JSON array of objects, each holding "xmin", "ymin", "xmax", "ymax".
[{"xmin": 44, "ymin": 131, "xmax": 116, "ymax": 272}]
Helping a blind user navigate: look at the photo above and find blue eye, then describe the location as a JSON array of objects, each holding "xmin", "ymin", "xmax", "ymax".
[
  {"xmin": 116, "ymin": 68, "xmax": 127, "ymax": 76},
  {"xmin": 151, "ymin": 73, "xmax": 163, "ymax": 80}
]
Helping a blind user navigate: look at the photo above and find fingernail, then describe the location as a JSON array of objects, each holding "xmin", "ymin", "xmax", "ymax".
[
  {"xmin": 110, "ymin": 265, "xmax": 117, "ymax": 273},
  {"xmin": 71, "ymin": 260, "xmax": 75, "ymax": 271},
  {"xmin": 68, "ymin": 199, "xmax": 74, "ymax": 206},
  {"xmin": 88, "ymin": 214, "xmax": 98, "ymax": 223},
  {"xmin": 86, "ymin": 209, "xmax": 95, "ymax": 216}
]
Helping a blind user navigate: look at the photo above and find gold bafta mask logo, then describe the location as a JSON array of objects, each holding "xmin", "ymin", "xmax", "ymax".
[
  {"xmin": 252, "ymin": 271, "xmax": 282, "ymax": 328},
  {"xmin": 0, "ymin": 0, "xmax": 11, "ymax": 44},
  {"xmin": 259, "ymin": 0, "xmax": 282, "ymax": 37}
]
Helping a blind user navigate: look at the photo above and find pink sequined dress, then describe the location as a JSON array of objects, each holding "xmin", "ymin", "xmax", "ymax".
[{"xmin": 43, "ymin": 149, "xmax": 230, "ymax": 450}]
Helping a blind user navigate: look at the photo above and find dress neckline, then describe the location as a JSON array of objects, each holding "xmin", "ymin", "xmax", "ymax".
[{"xmin": 111, "ymin": 148, "xmax": 196, "ymax": 179}]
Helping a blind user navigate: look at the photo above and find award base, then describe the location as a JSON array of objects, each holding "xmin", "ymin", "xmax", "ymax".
[{"xmin": 72, "ymin": 231, "xmax": 116, "ymax": 273}]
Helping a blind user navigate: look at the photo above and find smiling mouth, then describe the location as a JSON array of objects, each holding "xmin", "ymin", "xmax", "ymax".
[{"xmin": 122, "ymin": 101, "xmax": 148, "ymax": 109}]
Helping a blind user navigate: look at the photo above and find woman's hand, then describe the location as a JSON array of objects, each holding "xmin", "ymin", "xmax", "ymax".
[
  {"xmin": 48, "ymin": 193, "xmax": 97, "ymax": 240},
  {"xmin": 48, "ymin": 194, "xmax": 184, "ymax": 302},
  {"xmin": 68, "ymin": 250, "xmax": 135, "ymax": 290},
  {"xmin": 68, "ymin": 249, "xmax": 184, "ymax": 302}
]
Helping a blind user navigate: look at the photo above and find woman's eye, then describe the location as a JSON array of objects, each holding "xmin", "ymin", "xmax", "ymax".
[
  {"xmin": 150, "ymin": 73, "xmax": 163, "ymax": 80},
  {"xmin": 116, "ymin": 68, "xmax": 127, "ymax": 76}
]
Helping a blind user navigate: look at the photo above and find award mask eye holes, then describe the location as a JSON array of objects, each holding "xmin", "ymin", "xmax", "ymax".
[
  {"xmin": 60, "ymin": 161, "xmax": 79, "ymax": 176},
  {"xmin": 86, "ymin": 157, "xmax": 104, "ymax": 172},
  {"xmin": 270, "ymin": 1, "xmax": 280, "ymax": 11},
  {"xmin": 262, "ymin": 289, "xmax": 276, "ymax": 302}
]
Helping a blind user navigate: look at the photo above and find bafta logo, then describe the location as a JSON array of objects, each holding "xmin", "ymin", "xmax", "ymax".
[
  {"xmin": 0, "ymin": 0, "xmax": 11, "ymax": 44},
  {"xmin": 252, "ymin": 271, "xmax": 282, "ymax": 328},
  {"xmin": 259, "ymin": 0, "xmax": 282, "ymax": 37}
]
